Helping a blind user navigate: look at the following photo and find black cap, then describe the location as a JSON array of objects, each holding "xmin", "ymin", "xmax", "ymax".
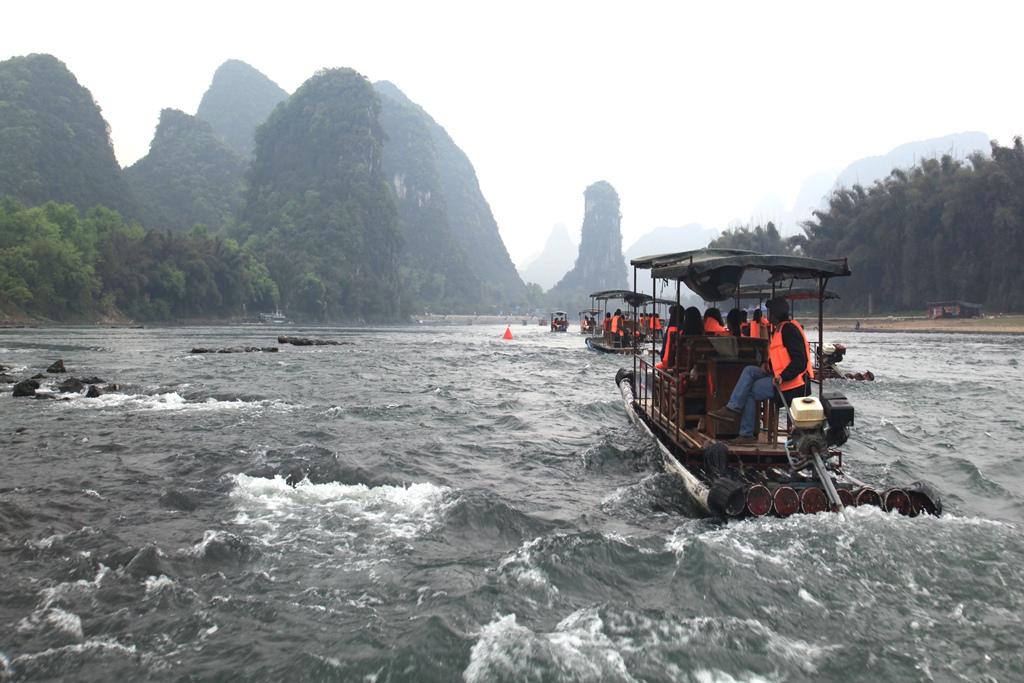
[{"xmin": 768, "ymin": 298, "xmax": 789, "ymax": 318}]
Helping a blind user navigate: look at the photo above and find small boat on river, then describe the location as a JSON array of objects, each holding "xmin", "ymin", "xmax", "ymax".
[
  {"xmin": 585, "ymin": 289, "xmax": 670, "ymax": 355},
  {"xmin": 616, "ymin": 248, "xmax": 940, "ymax": 519}
]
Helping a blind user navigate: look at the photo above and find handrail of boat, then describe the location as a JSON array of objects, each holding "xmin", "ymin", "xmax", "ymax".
[{"xmin": 636, "ymin": 357, "xmax": 687, "ymax": 445}]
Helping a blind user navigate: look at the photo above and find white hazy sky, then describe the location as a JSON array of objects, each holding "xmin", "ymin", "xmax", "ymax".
[{"xmin": 5, "ymin": 1, "xmax": 1022, "ymax": 266}]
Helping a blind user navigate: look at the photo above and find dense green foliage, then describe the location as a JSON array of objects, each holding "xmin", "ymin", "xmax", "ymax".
[
  {"xmin": 234, "ymin": 68, "xmax": 403, "ymax": 321},
  {"xmin": 797, "ymin": 139, "xmax": 1024, "ymax": 314},
  {"xmin": 378, "ymin": 92, "xmax": 482, "ymax": 313},
  {"xmin": 548, "ymin": 180, "xmax": 626, "ymax": 312},
  {"xmin": 0, "ymin": 199, "xmax": 270, "ymax": 321},
  {"xmin": 374, "ymin": 81, "xmax": 525, "ymax": 307},
  {"xmin": 0, "ymin": 54, "xmax": 141, "ymax": 221},
  {"xmin": 124, "ymin": 109, "xmax": 248, "ymax": 233},
  {"xmin": 195, "ymin": 59, "xmax": 288, "ymax": 158},
  {"xmin": 709, "ymin": 221, "xmax": 796, "ymax": 254}
]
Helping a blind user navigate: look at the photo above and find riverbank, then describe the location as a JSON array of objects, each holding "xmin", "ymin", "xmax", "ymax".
[{"xmin": 826, "ymin": 316, "xmax": 1024, "ymax": 334}]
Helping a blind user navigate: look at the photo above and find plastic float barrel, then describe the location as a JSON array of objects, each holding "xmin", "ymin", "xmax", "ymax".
[
  {"xmin": 882, "ymin": 488, "xmax": 912, "ymax": 515},
  {"xmin": 745, "ymin": 484, "xmax": 772, "ymax": 516},
  {"xmin": 773, "ymin": 486, "xmax": 800, "ymax": 516},
  {"xmin": 854, "ymin": 487, "xmax": 881, "ymax": 507},
  {"xmin": 837, "ymin": 487, "xmax": 855, "ymax": 507},
  {"xmin": 708, "ymin": 477, "xmax": 748, "ymax": 518},
  {"xmin": 800, "ymin": 487, "xmax": 828, "ymax": 514},
  {"xmin": 904, "ymin": 480, "xmax": 942, "ymax": 516}
]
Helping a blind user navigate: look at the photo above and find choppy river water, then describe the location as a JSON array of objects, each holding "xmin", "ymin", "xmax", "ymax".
[{"xmin": 1, "ymin": 323, "xmax": 1023, "ymax": 682}]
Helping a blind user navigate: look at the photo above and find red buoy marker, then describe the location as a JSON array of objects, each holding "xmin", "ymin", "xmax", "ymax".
[{"xmin": 503, "ymin": 325, "xmax": 514, "ymax": 340}]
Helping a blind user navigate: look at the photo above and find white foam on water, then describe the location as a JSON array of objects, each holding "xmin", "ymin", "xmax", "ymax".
[
  {"xmin": 9, "ymin": 637, "xmax": 150, "ymax": 673},
  {"xmin": 37, "ymin": 565, "xmax": 110, "ymax": 608},
  {"xmin": 63, "ymin": 389, "xmax": 294, "ymax": 414},
  {"xmin": 230, "ymin": 473, "xmax": 452, "ymax": 546},
  {"xmin": 144, "ymin": 574, "xmax": 175, "ymax": 594},
  {"xmin": 495, "ymin": 536, "xmax": 559, "ymax": 601},
  {"xmin": 464, "ymin": 609, "xmax": 808, "ymax": 683},
  {"xmin": 17, "ymin": 607, "xmax": 84, "ymax": 642}
]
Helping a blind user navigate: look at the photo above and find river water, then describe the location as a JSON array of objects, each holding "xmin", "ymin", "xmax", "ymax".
[{"xmin": 1, "ymin": 323, "xmax": 1022, "ymax": 682}]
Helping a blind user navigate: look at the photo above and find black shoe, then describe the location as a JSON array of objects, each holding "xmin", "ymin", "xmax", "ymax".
[{"xmin": 708, "ymin": 407, "xmax": 740, "ymax": 423}]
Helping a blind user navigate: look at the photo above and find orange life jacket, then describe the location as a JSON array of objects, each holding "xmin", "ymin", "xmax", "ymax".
[
  {"xmin": 769, "ymin": 319, "xmax": 814, "ymax": 391},
  {"xmin": 748, "ymin": 319, "xmax": 763, "ymax": 338},
  {"xmin": 704, "ymin": 318, "xmax": 727, "ymax": 336},
  {"xmin": 655, "ymin": 326, "xmax": 679, "ymax": 369},
  {"xmin": 611, "ymin": 315, "xmax": 621, "ymax": 334},
  {"xmin": 653, "ymin": 317, "xmax": 662, "ymax": 331}
]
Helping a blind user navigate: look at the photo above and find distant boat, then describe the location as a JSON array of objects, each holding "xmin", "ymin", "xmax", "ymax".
[{"xmin": 261, "ymin": 309, "xmax": 287, "ymax": 324}]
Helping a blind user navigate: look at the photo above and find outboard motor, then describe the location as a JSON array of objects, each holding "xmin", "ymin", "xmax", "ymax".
[
  {"xmin": 786, "ymin": 391, "xmax": 856, "ymax": 462},
  {"xmin": 822, "ymin": 343, "xmax": 846, "ymax": 364},
  {"xmin": 788, "ymin": 396, "xmax": 830, "ymax": 461},
  {"xmin": 783, "ymin": 392, "xmax": 854, "ymax": 513},
  {"xmin": 818, "ymin": 343, "xmax": 847, "ymax": 379},
  {"xmin": 821, "ymin": 390, "xmax": 855, "ymax": 447}
]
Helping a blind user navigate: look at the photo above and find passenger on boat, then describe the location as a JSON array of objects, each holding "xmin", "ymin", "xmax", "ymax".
[
  {"xmin": 707, "ymin": 298, "xmax": 813, "ymax": 445},
  {"xmin": 703, "ymin": 307, "xmax": 728, "ymax": 335},
  {"xmin": 656, "ymin": 305, "xmax": 683, "ymax": 370},
  {"xmin": 726, "ymin": 308, "xmax": 743, "ymax": 337},
  {"xmin": 682, "ymin": 307, "xmax": 704, "ymax": 336},
  {"xmin": 611, "ymin": 309, "xmax": 625, "ymax": 347},
  {"xmin": 747, "ymin": 309, "xmax": 767, "ymax": 339}
]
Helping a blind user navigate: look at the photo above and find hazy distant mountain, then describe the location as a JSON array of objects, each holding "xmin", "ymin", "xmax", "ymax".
[
  {"xmin": 196, "ymin": 60, "xmax": 288, "ymax": 158},
  {"xmin": 621, "ymin": 224, "xmax": 719, "ymax": 304},
  {"xmin": 519, "ymin": 223, "xmax": 576, "ymax": 289},
  {"xmin": 373, "ymin": 81, "xmax": 524, "ymax": 305},
  {"xmin": 548, "ymin": 181, "xmax": 626, "ymax": 311},
  {"xmin": 771, "ymin": 131, "xmax": 993, "ymax": 232},
  {"xmin": 0, "ymin": 53, "xmax": 142, "ymax": 220},
  {"xmin": 124, "ymin": 108, "xmax": 248, "ymax": 232},
  {"xmin": 623, "ymin": 224, "xmax": 718, "ymax": 265},
  {"xmin": 834, "ymin": 131, "xmax": 990, "ymax": 192},
  {"xmin": 377, "ymin": 89, "xmax": 482, "ymax": 312}
]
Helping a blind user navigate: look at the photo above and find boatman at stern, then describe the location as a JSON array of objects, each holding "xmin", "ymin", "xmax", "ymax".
[{"xmin": 707, "ymin": 297, "xmax": 813, "ymax": 445}]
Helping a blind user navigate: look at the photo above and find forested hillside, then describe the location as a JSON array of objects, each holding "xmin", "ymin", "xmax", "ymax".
[
  {"xmin": 5, "ymin": 52, "xmax": 1021, "ymax": 323},
  {"xmin": 0, "ymin": 54, "xmax": 141, "ymax": 222},
  {"xmin": 124, "ymin": 108, "xmax": 248, "ymax": 233},
  {"xmin": 797, "ymin": 138, "xmax": 1024, "ymax": 314},
  {"xmin": 195, "ymin": 59, "xmax": 288, "ymax": 158},
  {"xmin": 377, "ymin": 91, "xmax": 482, "ymax": 312},
  {"xmin": 233, "ymin": 68, "xmax": 403, "ymax": 322},
  {"xmin": 707, "ymin": 140, "xmax": 1024, "ymax": 315},
  {"xmin": 0, "ymin": 199, "xmax": 275, "ymax": 321},
  {"xmin": 373, "ymin": 81, "xmax": 524, "ymax": 306}
]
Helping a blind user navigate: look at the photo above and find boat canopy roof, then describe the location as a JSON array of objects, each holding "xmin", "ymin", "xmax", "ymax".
[
  {"xmin": 589, "ymin": 289, "xmax": 654, "ymax": 308},
  {"xmin": 738, "ymin": 284, "xmax": 840, "ymax": 301},
  {"xmin": 588, "ymin": 290, "xmax": 675, "ymax": 309},
  {"xmin": 632, "ymin": 249, "xmax": 850, "ymax": 303}
]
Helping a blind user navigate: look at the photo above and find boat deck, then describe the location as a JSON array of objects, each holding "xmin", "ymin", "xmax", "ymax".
[{"xmin": 637, "ymin": 395, "xmax": 797, "ymax": 470}]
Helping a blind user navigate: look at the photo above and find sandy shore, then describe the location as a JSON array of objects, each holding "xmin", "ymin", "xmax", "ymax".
[{"xmin": 824, "ymin": 316, "xmax": 1024, "ymax": 334}]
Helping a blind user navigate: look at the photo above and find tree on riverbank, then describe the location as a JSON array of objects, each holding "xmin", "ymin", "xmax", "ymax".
[
  {"xmin": 0, "ymin": 199, "xmax": 273, "ymax": 322},
  {"xmin": 796, "ymin": 138, "xmax": 1024, "ymax": 315}
]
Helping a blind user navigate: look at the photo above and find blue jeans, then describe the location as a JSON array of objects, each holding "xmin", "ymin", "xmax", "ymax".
[{"xmin": 726, "ymin": 365, "xmax": 776, "ymax": 437}]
